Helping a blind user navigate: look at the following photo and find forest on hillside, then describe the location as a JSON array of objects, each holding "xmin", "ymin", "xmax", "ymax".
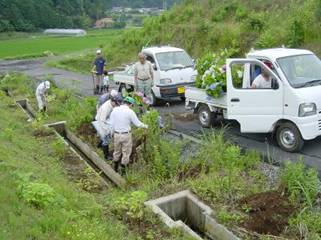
[{"xmin": 0, "ymin": 0, "xmax": 181, "ymax": 32}]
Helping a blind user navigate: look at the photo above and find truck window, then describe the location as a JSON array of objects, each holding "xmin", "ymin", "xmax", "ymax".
[
  {"xmin": 230, "ymin": 63, "xmax": 246, "ymax": 89},
  {"xmin": 146, "ymin": 55, "xmax": 155, "ymax": 64}
]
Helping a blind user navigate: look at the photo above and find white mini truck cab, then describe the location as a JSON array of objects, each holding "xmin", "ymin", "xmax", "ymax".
[
  {"xmin": 186, "ymin": 48, "xmax": 321, "ymax": 152},
  {"xmin": 113, "ymin": 46, "xmax": 196, "ymax": 105}
]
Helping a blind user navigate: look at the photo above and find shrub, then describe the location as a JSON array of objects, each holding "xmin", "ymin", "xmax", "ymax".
[
  {"xmin": 281, "ymin": 161, "xmax": 320, "ymax": 207},
  {"xmin": 19, "ymin": 182, "xmax": 62, "ymax": 208},
  {"xmin": 112, "ymin": 191, "xmax": 148, "ymax": 221},
  {"xmin": 289, "ymin": 210, "xmax": 321, "ymax": 239}
]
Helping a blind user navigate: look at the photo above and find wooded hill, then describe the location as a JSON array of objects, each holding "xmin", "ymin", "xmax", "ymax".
[{"xmin": 0, "ymin": 0, "xmax": 181, "ymax": 32}]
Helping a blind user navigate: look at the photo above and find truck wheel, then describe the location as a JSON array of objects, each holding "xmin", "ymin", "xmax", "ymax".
[
  {"xmin": 198, "ymin": 105, "xmax": 215, "ymax": 128},
  {"xmin": 276, "ymin": 122, "xmax": 304, "ymax": 152},
  {"xmin": 119, "ymin": 84, "xmax": 128, "ymax": 98},
  {"xmin": 150, "ymin": 92, "xmax": 161, "ymax": 106}
]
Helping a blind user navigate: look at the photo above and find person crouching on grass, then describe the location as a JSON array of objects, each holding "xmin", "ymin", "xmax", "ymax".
[
  {"xmin": 110, "ymin": 96, "xmax": 148, "ymax": 175},
  {"xmin": 36, "ymin": 81, "xmax": 50, "ymax": 114}
]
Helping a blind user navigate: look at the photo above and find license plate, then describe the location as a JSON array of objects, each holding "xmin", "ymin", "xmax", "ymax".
[{"xmin": 177, "ymin": 87, "xmax": 185, "ymax": 94}]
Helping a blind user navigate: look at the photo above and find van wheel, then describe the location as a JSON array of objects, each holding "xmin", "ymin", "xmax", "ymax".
[
  {"xmin": 198, "ymin": 105, "xmax": 215, "ymax": 128},
  {"xmin": 276, "ymin": 122, "xmax": 304, "ymax": 152}
]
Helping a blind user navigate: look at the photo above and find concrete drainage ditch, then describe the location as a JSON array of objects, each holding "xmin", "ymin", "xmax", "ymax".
[
  {"xmin": 46, "ymin": 121, "xmax": 126, "ymax": 188},
  {"xmin": 16, "ymin": 99, "xmax": 36, "ymax": 121},
  {"xmin": 145, "ymin": 190, "xmax": 239, "ymax": 240}
]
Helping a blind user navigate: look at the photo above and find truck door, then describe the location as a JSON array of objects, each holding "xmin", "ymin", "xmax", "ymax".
[{"xmin": 226, "ymin": 59, "xmax": 283, "ymax": 133}]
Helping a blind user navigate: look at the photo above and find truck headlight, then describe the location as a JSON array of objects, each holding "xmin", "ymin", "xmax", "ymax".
[
  {"xmin": 160, "ymin": 78, "xmax": 172, "ymax": 84},
  {"xmin": 190, "ymin": 75, "xmax": 197, "ymax": 82},
  {"xmin": 299, "ymin": 103, "xmax": 317, "ymax": 117}
]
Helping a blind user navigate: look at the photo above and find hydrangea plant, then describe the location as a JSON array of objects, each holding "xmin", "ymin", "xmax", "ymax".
[{"xmin": 196, "ymin": 48, "xmax": 238, "ymax": 98}]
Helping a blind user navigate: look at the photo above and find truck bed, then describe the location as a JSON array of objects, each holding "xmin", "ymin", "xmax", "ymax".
[{"xmin": 185, "ymin": 86, "xmax": 227, "ymax": 109}]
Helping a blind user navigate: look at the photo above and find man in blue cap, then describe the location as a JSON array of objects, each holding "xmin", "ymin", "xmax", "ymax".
[{"xmin": 110, "ymin": 96, "xmax": 148, "ymax": 174}]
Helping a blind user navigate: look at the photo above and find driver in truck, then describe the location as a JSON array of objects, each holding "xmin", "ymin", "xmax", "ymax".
[{"xmin": 251, "ymin": 69, "xmax": 272, "ymax": 89}]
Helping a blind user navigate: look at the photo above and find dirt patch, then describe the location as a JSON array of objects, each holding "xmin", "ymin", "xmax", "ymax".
[
  {"xmin": 172, "ymin": 112, "xmax": 196, "ymax": 122},
  {"xmin": 63, "ymin": 150, "xmax": 107, "ymax": 193},
  {"xmin": 239, "ymin": 191, "xmax": 295, "ymax": 235},
  {"xmin": 76, "ymin": 122, "xmax": 98, "ymax": 147},
  {"xmin": 178, "ymin": 164, "xmax": 209, "ymax": 181}
]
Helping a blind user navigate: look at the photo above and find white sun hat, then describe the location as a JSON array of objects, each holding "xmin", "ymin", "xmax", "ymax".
[
  {"xmin": 110, "ymin": 89, "xmax": 118, "ymax": 97},
  {"xmin": 96, "ymin": 49, "xmax": 102, "ymax": 54},
  {"xmin": 44, "ymin": 81, "xmax": 51, "ymax": 89}
]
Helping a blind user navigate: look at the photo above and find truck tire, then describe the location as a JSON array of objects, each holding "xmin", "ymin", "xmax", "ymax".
[
  {"xmin": 119, "ymin": 84, "xmax": 128, "ymax": 98},
  {"xmin": 198, "ymin": 105, "xmax": 216, "ymax": 128},
  {"xmin": 150, "ymin": 92, "xmax": 161, "ymax": 106},
  {"xmin": 276, "ymin": 122, "xmax": 304, "ymax": 152}
]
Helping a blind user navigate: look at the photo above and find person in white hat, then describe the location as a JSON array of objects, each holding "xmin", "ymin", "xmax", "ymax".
[
  {"xmin": 36, "ymin": 81, "xmax": 50, "ymax": 113},
  {"xmin": 91, "ymin": 49, "xmax": 106, "ymax": 94}
]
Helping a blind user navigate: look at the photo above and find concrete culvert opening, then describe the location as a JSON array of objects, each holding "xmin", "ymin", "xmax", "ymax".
[
  {"xmin": 46, "ymin": 121, "xmax": 126, "ymax": 188},
  {"xmin": 145, "ymin": 190, "xmax": 239, "ymax": 240}
]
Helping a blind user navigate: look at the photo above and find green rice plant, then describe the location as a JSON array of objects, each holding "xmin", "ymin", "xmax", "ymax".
[{"xmin": 281, "ymin": 161, "xmax": 320, "ymax": 208}]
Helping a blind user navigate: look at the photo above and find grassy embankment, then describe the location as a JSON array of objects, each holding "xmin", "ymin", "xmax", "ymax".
[
  {"xmin": 1, "ymin": 73, "xmax": 321, "ymax": 239},
  {"xmin": 0, "ymin": 29, "xmax": 124, "ymax": 60},
  {"xmin": 52, "ymin": 0, "xmax": 321, "ymax": 73}
]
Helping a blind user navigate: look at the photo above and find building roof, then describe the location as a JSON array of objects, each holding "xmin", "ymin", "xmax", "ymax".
[{"xmin": 247, "ymin": 48, "xmax": 313, "ymax": 61}]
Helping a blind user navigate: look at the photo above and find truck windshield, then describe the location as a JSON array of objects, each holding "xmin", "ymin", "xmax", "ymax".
[
  {"xmin": 156, "ymin": 51, "xmax": 193, "ymax": 71},
  {"xmin": 277, "ymin": 54, "xmax": 321, "ymax": 88}
]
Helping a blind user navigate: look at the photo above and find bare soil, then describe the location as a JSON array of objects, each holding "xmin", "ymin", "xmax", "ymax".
[
  {"xmin": 172, "ymin": 112, "xmax": 197, "ymax": 122},
  {"xmin": 239, "ymin": 191, "xmax": 295, "ymax": 235},
  {"xmin": 63, "ymin": 150, "xmax": 107, "ymax": 193},
  {"xmin": 76, "ymin": 122, "xmax": 98, "ymax": 147}
]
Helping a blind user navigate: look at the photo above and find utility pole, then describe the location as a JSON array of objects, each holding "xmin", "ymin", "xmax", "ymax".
[{"xmin": 163, "ymin": 0, "xmax": 167, "ymax": 10}]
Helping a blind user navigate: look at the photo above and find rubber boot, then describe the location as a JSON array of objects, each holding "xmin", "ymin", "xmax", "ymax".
[
  {"xmin": 113, "ymin": 162, "xmax": 120, "ymax": 173},
  {"xmin": 102, "ymin": 145, "xmax": 109, "ymax": 160},
  {"xmin": 95, "ymin": 85, "xmax": 99, "ymax": 95},
  {"xmin": 97, "ymin": 140, "xmax": 102, "ymax": 148},
  {"xmin": 120, "ymin": 164, "xmax": 127, "ymax": 176},
  {"xmin": 100, "ymin": 86, "xmax": 104, "ymax": 94}
]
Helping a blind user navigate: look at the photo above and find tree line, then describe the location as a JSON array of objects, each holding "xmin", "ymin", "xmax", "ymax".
[{"xmin": 0, "ymin": 0, "xmax": 181, "ymax": 32}]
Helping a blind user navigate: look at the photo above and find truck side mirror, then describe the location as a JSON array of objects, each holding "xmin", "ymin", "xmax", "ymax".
[{"xmin": 152, "ymin": 63, "xmax": 157, "ymax": 71}]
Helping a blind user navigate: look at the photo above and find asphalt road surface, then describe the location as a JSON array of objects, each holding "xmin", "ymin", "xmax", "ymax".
[{"xmin": 1, "ymin": 58, "xmax": 321, "ymax": 173}]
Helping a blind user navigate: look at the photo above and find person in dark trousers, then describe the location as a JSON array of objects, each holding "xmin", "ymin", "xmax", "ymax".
[{"xmin": 91, "ymin": 49, "xmax": 106, "ymax": 94}]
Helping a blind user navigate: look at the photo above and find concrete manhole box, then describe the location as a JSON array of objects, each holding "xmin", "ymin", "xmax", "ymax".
[{"xmin": 145, "ymin": 190, "xmax": 239, "ymax": 240}]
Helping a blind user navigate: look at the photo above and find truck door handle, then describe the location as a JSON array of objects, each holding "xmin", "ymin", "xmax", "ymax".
[{"xmin": 231, "ymin": 98, "xmax": 240, "ymax": 102}]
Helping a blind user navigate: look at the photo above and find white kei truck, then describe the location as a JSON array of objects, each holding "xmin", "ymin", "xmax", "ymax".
[
  {"xmin": 113, "ymin": 46, "xmax": 197, "ymax": 105},
  {"xmin": 185, "ymin": 48, "xmax": 321, "ymax": 152}
]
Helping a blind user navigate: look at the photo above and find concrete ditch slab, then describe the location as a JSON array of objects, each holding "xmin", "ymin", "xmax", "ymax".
[
  {"xmin": 16, "ymin": 98, "xmax": 36, "ymax": 120},
  {"xmin": 145, "ymin": 190, "xmax": 239, "ymax": 240}
]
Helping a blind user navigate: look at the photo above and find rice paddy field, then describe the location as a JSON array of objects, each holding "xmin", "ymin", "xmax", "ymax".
[{"xmin": 0, "ymin": 29, "xmax": 123, "ymax": 60}]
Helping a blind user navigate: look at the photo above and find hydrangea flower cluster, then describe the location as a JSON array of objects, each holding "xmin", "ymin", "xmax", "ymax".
[{"xmin": 195, "ymin": 49, "xmax": 235, "ymax": 98}]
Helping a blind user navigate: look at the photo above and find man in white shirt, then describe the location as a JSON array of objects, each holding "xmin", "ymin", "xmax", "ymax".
[
  {"xmin": 36, "ymin": 81, "xmax": 50, "ymax": 112},
  {"xmin": 110, "ymin": 96, "xmax": 148, "ymax": 174},
  {"xmin": 251, "ymin": 70, "xmax": 272, "ymax": 89},
  {"xmin": 92, "ymin": 96, "xmax": 119, "ymax": 160},
  {"xmin": 134, "ymin": 53, "xmax": 154, "ymax": 98}
]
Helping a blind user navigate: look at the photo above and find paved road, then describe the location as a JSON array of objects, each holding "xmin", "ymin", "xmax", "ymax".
[{"xmin": 1, "ymin": 58, "xmax": 321, "ymax": 172}]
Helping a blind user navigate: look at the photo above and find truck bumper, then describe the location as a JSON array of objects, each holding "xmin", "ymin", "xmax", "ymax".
[
  {"xmin": 295, "ymin": 115, "xmax": 321, "ymax": 140},
  {"xmin": 157, "ymin": 83, "xmax": 194, "ymax": 99}
]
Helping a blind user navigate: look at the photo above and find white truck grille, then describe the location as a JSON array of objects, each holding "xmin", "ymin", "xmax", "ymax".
[{"xmin": 319, "ymin": 119, "xmax": 321, "ymax": 131}]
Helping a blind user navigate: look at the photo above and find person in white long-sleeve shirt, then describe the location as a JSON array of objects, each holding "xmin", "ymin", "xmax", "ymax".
[
  {"xmin": 36, "ymin": 81, "xmax": 50, "ymax": 112},
  {"xmin": 110, "ymin": 96, "xmax": 148, "ymax": 174},
  {"xmin": 92, "ymin": 96, "xmax": 119, "ymax": 159}
]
